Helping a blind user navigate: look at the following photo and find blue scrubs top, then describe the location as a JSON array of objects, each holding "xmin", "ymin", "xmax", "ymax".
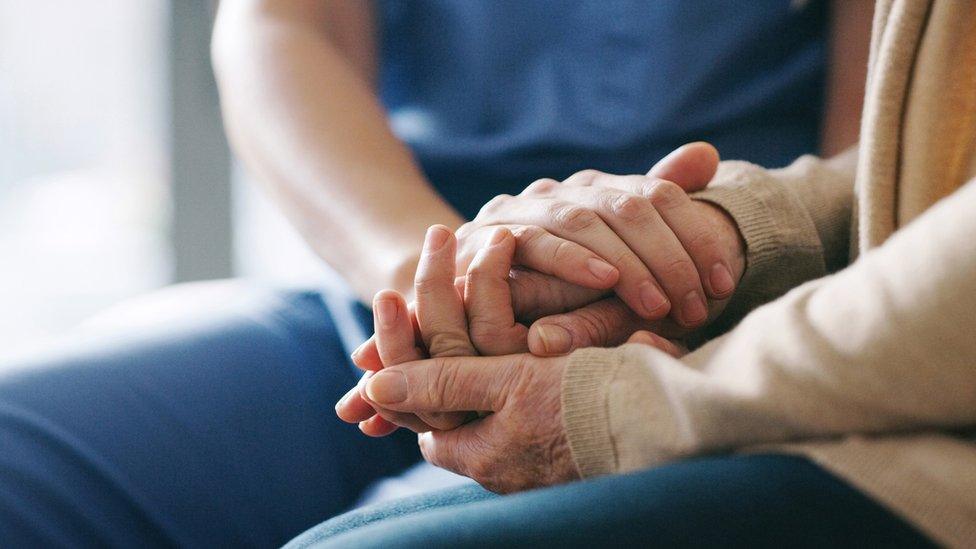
[{"xmin": 376, "ymin": 0, "xmax": 828, "ymax": 219}]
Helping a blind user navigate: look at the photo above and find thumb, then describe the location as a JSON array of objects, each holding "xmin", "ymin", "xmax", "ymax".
[
  {"xmin": 647, "ymin": 141, "xmax": 720, "ymax": 193},
  {"xmin": 364, "ymin": 355, "xmax": 516, "ymax": 412},
  {"xmin": 528, "ymin": 297, "xmax": 692, "ymax": 356},
  {"xmin": 625, "ymin": 330, "xmax": 688, "ymax": 358},
  {"xmin": 528, "ymin": 297, "xmax": 656, "ymax": 356}
]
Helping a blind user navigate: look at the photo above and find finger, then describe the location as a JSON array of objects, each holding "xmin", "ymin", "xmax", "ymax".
[
  {"xmin": 413, "ymin": 226, "xmax": 481, "ymax": 429},
  {"xmin": 365, "ymin": 355, "xmax": 521, "ymax": 413},
  {"xmin": 479, "ymin": 194, "xmax": 670, "ymax": 320},
  {"xmin": 416, "ymin": 421, "xmax": 486, "ymax": 479},
  {"xmin": 625, "ymin": 330, "xmax": 688, "ymax": 358},
  {"xmin": 638, "ymin": 180, "xmax": 737, "ymax": 299},
  {"xmin": 507, "ymin": 270, "xmax": 606, "ymax": 323},
  {"xmin": 562, "ymin": 182, "xmax": 709, "ymax": 328},
  {"xmin": 356, "ymin": 364, "xmax": 466, "ymax": 432},
  {"xmin": 508, "ymin": 225, "xmax": 618, "ymax": 289},
  {"xmin": 646, "ymin": 141, "xmax": 720, "ymax": 192},
  {"xmin": 359, "ymin": 415, "xmax": 400, "ymax": 437},
  {"xmin": 458, "ymin": 222, "xmax": 618, "ymax": 291},
  {"xmin": 471, "ymin": 268, "xmax": 607, "ymax": 325},
  {"xmin": 373, "ymin": 290, "xmax": 425, "ymax": 365},
  {"xmin": 350, "ymin": 336, "xmax": 383, "ymax": 372},
  {"xmin": 355, "ymin": 370, "xmax": 437, "ymax": 433},
  {"xmin": 528, "ymin": 297, "xmax": 689, "ymax": 356},
  {"xmin": 336, "ymin": 384, "xmax": 379, "ymax": 423},
  {"xmin": 414, "ymin": 225, "xmax": 477, "ymax": 357},
  {"xmin": 361, "ymin": 398, "xmax": 436, "ymax": 434},
  {"xmin": 588, "ymin": 177, "xmax": 731, "ymax": 304},
  {"xmin": 464, "ymin": 228, "xmax": 529, "ymax": 355}
]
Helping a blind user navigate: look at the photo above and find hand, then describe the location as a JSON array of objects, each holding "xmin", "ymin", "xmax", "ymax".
[
  {"xmin": 337, "ymin": 225, "xmax": 528, "ymax": 434},
  {"xmin": 359, "ymin": 330, "xmax": 685, "ymax": 493},
  {"xmin": 526, "ymin": 197, "xmax": 744, "ymax": 355},
  {"xmin": 456, "ymin": 142, "xmax": 735, "ymax": 328},
  {"xmin": 353, "ymin": 142, "xmax": 741, "ymax": 359}
]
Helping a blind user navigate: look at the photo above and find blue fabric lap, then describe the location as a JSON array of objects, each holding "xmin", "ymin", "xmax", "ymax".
[
  {"xmin": 0, "ymin": 282, "xmax": 420, "ymax": 547},
  {"xmin": 288, "ymin": 454, "xmax": 935, "ymax": 548}
]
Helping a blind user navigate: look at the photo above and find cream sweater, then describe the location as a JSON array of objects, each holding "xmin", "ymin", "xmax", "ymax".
[{"xmin": 560, "ymin": 1, "xmax": 976, "ymax": 546}]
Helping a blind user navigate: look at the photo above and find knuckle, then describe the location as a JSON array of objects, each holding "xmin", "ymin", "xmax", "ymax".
[
  {"xmin": 478, "ymin": 194, "xmax": 512, "ymax": 217},
  {"xmin": 564, "ymin": 302, "xmax": 632, "ymax": 347},
  {"xmin": 565, "ymin": 169, "xmax": 603, "ymax": 186},
  {"xmin": 469, "ymin": 323, "xmax": 504, "ymax": 349},
  {"xmin": 455, "ymin": 222, "xmax": 475, "ymax": 240},
  {"xmin": 522, "ymin": 178, "xmax": 559, "ymax": 195},
  {"xmin": 647, "ymin": 180, "xmax": 685, "ymax": 209},
  {"xmin": 463, "ymin": 266, "xmax": 502, "ymax": 288},
  {"xmin": 684, "ymin": 227, "xmax": 719, "ymax": 256},
  {"xmin": 510, "ymin": 225, "xmax": 547, "ymax": 252},
  {"xmin": 565, "ymin": 311, "xmax": 612, "ymax": 347},
  {"xmin": 423, "ymin": 361, "xmax": 456, "ymax": 408},
  {"xmin": 412, "ymin": 275, "xmax": 442, "ymax": 298},
  {"xmin": 552, "ymin": 204, "xmax": 600, "ymax": 233},
  {"xmin": 609, "ymin": 192, "xmax": 656, "ymax": 223},
  {"xmin": 426, "ymin": 331, "xmax": 474, "ymax": 358},
  {"xmin": 550, "ymin": 239, "xmax": 579, "ymax": 266},
  {"xmin": 660, "ymin": 257, "xmax": 698, "ymax": 281},
  {"xmin": 609, "ymin": 248, "xmax": 644, "ymax": 272}
]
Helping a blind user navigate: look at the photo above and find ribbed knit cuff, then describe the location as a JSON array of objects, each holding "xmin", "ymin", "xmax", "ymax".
[
  {"xmin": 692, "ymin": 161, "xmax": 827, "ymax": 335},
  {"xmin": 561, "ymin": 347, "xmax": 622, "ymax": 478}
]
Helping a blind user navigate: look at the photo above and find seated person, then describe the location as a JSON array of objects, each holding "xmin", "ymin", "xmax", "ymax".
[
  {"xmin": 308, "ymin": 2, "xmax": 976, "ymax": 545},
  {"xmin": 0, "ymin": 0, "xmax": 879, "ymax": 546}
]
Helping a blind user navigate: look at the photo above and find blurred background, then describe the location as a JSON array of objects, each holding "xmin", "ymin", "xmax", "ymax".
[{"xmin": 0, "ymin": 1, "xmax": 320, "ymax": 359}]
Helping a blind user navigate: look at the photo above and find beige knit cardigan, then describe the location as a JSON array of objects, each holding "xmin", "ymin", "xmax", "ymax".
[{"xmin": 560, "ymin": 1, "xmax": 976, "ymax": 546}]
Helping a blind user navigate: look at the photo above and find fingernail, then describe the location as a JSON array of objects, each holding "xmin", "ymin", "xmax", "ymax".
[
  {"xmin": 424, "ymin": 226, "xmax": 450, "ymax": 252},
  {"xmin": 709, "ymin": 263, "xmax": 735, "ymax": 295},
  {"xmin": 682, "ymin": 291, "xmax": 708, "ymax": 325},
  {"xmin": 488, "ymin": 228, "xmax": 507, "ymax": 246},
  {"xmin": 367, "ymin": 370, "xmax": 408, "ymax": 404},
  {"xmin": 639, "ymin": 281, "xmax": 669, "ymax": 317},
  {"xmin": 335, "ymin": 385, "xmax": 357, "ymax": 411},
  {"xmin": 375, "ymin": 299, "xmax": 398, "ymax": 329},
  {"xmin": 586, "ymin": 258, "xmax": 617, "ymax": 281},
  {"xmin": 350, "ymin": 339, "xmax": 368, "ymax": 362},
  {"xmin": 536, "ymin": 324, "xmax": 572, "ymax": 355}
]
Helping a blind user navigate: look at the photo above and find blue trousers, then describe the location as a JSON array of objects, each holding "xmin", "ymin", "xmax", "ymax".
[
  {"xmin": 289, "ymin": 455, "xmax": 936, "ymax": 549},
  {"xmin": 0, "ymin": 283, "xmax": 931, "ymax": 547}
]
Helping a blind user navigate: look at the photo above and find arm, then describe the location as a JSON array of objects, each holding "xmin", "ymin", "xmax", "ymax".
[
  {"xmin": 691, "ymin": 148, "xmax": 856, "ymax": 336},
  {"xmin": 820, "ymin": 0, "xmax": 872, "ymax": 156},
  {"xmin": 212, "ymin": 0, "xmax": 464, "ymax": 301},
  {"xmin": 529, "ymin": 150, "xmax": 857, "ymax": 350},
  {"xmin": 563, "ymin": 178, "xmax": 976, "ymax": 477}
]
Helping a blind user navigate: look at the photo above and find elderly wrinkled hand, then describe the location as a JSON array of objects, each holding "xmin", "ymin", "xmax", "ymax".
[
  {"xmin": 336, "ymin": 224, "xmax": 529, "ymax": 435},
  {"xmin": 362, "ymin": 328, "xmax": 684, "ymax": 493},
  {"xmin": 336, "ymin": 224, "xmax": 686, "ymax": 492}
]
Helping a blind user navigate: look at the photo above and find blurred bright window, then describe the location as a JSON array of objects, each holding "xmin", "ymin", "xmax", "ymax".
[{"xmin": 0, "ymin": 1, "xmax": 171, "ymax": 353}]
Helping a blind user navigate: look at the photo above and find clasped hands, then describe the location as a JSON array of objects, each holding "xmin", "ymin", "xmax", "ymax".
[{"xmin": 335, "ymin": 143, "xmax": 744, "ymax": 493}]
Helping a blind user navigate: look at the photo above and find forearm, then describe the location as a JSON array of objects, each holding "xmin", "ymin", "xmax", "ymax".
[
  {"xmin": 564, "ymin": 179, "xmax": 976, "ymax": 477},
  {"xmin": 212, "ymin": 1, "xmax": 464, "ymax": 301}
]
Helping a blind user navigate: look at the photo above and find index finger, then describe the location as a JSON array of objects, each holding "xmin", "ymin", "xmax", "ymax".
[
  {"xmin": 464, "ymin": 228, "xmax": 529, "ymax": 355},
  {"xmin": 414, "ymin": 225, "xmax": 477, "ymax": 357}
]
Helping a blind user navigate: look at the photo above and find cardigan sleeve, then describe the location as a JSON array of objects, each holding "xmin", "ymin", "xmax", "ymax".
[
  {"xmin": 690, "ymin": 149, "xmax": 856, "ymax": 336},
  {"xmin": 562, "ymin": 178, "xmax": 976, "ymax": 478}
]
